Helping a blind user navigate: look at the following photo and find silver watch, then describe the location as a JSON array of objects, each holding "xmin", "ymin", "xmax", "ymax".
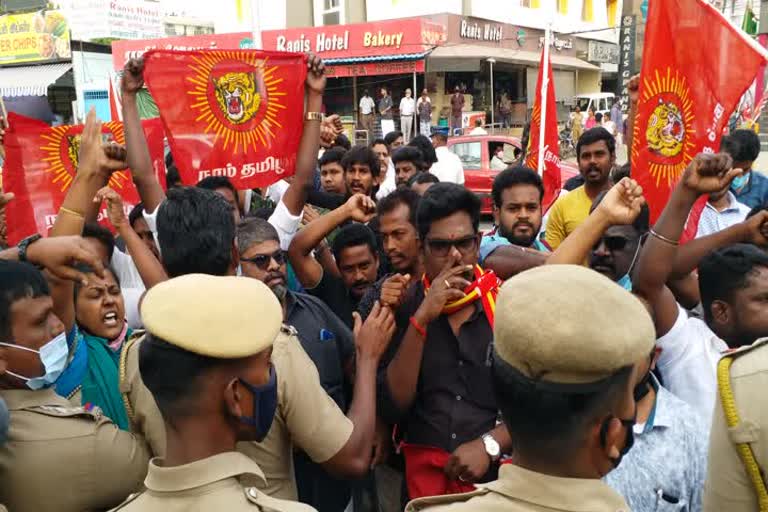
[{"xmin": 482, "ymin": 433, "xmax": 501, "ymax": 462}]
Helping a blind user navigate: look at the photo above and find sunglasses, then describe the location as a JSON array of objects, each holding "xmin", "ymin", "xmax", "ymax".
[
  {"xmin": 426, "ymin": 235, "xmax": 478, "ymax": 257},
  {"xmin": 594, "ymin": 235, "xmax": 632, "ymax": 252},
  {"xmin": 241, "ymin": 250, "xmax": 287, "ymax": 270}
]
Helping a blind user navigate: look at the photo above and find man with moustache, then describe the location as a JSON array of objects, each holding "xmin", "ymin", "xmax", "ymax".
[
  {"xmin": 546, "ymin": 127, "xmax": 616, "ymax": 249},
  {"xmin": 237, "ymin": 216, "xmax": 365, "ymax": 512},
  {"xmin": 480, "ymin": 167, "xmax": 550, "ymax": 266},
  {"xmin": 289, "ymin": 194, "xmax": 381, "ymax": 329}
]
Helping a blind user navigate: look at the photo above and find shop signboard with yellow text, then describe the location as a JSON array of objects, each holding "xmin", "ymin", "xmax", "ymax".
[{"xmin": 0, "ymin": 10, "xmax": 71, "ymax": 65}]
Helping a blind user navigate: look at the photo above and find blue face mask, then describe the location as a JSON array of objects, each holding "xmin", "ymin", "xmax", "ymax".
[
  {"xmin": 0, "ymin": 398, "xmax": 8, "ymax": 446},
  {"xmin": 617, "ymin": 274, "xmax": 633, "ymax": 291},
  {"xmin": 0, "ymin": 332, "xmax": 69, "ymax": 390},
  {"xmin": 730, "ymin": 171, "xmax": 751, "ymax": 191},
  {"xmin": 237, "ymin": 365, "xmax": 278, "ymax": 442}
]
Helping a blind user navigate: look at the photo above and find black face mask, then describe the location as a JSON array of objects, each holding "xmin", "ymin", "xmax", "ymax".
[{"xmin": 600, "ymin": 410, "xmax": 636, "ymax": 468}]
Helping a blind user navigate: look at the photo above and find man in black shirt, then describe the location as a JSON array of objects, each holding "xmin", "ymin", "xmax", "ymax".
[
  {"xmin": 309, "ymin": 145, "xmax": 381, "ymax": 210},
  {"xmin": 378, "ymin": 183, "xmax": 512, "ymax": 500},
  {"xmin": 288, "ymin": 194, "xmax": 380, "ymax": 328},
  {"xmin": 358, "ymin": 188, "xmax": 423, "ymax": 320}
]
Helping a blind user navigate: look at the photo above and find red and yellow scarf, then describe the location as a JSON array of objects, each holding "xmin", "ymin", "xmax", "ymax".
[{"xmin": 422, "ymin": 265, "xmax": 501, "ymax": 328}]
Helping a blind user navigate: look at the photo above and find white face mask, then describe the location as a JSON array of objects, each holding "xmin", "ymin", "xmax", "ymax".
[{"xmin": 0, "ymin": 332, "xmax": 68, "ymax": 390}]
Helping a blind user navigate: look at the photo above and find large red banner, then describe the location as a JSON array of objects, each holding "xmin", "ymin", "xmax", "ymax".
[
  {"xmin": 143, "ymin": 49, "xmax": 307, "ymax": 189},
  {"xmin": 3, "ymin": 113, "xmax": 165, "ymax": 246},
  {"xmin": 632, "ymin": 0, "xmax": 767, "ymax": 226},
  {"xmin": 525, "ymin": 47, "xmax": 562, "ymax": 211}
]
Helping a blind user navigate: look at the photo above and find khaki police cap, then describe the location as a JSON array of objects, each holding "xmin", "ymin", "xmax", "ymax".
[
  {"xmin": 494, "ymin": 264, "xmax": 655, "ymax": 388},
  {"xmin": 141, "ymin": 274, "xmax": 282, "ymax": 358}
]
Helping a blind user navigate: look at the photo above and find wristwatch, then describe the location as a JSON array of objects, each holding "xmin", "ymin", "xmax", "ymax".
[
  {"xmin": 17, "ymin": 234, "xmax": 42, "ymax": 263},
  {"xmin": 305, "ymin": 112, "xmax": 323, "ymax": 122},
  {"xmin": 482, "ymin": 433, "xmax": 501, "ymax": 462}
]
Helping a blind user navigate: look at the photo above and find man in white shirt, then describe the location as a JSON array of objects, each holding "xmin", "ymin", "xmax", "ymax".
[
  {"xmin": 696, "ymin": 188, "xmax": 751, "ymax": 238},
  {"xmin": 399, "ymin": 88, "xmax": 416, "ymax": 144},
  {"xmin": 468, "ymin": 119, "xmax": 488, "ymax": 136},
  {"xmin": 490, "ymin": 146, "xmax": 507, "ymax": 171},
  {"xmin": 359, "ymin": 90, "xmax": 376, "ymax": 138},
  {"xmin": 633, "ymin": 153, "xmax": 768, "ymax": 424},
  {"xmin": 429, "ymin": 132, "xmax": 464, "ymax": 185}
]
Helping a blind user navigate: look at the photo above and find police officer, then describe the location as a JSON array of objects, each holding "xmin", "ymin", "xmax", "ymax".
[
  {"xmin": 0, "ymin": 259, "xmax": 148, "ymax": 511},
  {"xmin": 704, "ymin": 337, "xmax": 768, "ymax": 512},
  {"xmin": 111, "ymin": 274, "xmax": 315, "ymax": 511},
  {"xmin": 406, "ymin": 264, "xmax": 655, "ymax": 511}
]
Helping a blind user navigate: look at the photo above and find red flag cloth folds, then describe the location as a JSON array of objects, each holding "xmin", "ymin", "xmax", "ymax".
[
  {"xmin": 525, "ymin": 47, "xmax": 562, "ymax": 212},
  {"xmin": 142, "ymin": 49, "xmax": 308, "ymax": 189},
  {"xmin": 631, "ymin": 0, "xmax": 768, "ymax": 234},
  {"xmin": 3, "ymin": 112, "xmax": 165, "ymax": 246}
]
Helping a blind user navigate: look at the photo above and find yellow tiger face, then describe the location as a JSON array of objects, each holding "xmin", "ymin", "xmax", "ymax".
[
  {"xmin": 646, "ymin": 101, "xmax": 685, "ymax": 158},
  {"xmin": 213, "ymin": 72, "xmax": 261, "ymax": 125},
  {"xmin": 67, "ymin": 134, "xmax": 82, "ymax": 168}
]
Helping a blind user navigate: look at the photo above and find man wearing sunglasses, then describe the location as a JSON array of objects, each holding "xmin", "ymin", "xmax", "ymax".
[{"xmin": 378, "ymin": 183, "xmax": 511, "ymax": 502}]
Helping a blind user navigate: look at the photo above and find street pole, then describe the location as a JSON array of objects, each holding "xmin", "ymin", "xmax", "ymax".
[
  {"xmin": 538, "ymin": 26, "xmax": 551, "ymax": 177},
  {"xmin": 413, "ymin": 70, "xmax": 418, "ymax": 139},
  {"xmin": 487, "ymin": 58, "xmax": 496, "ymax": 128}
]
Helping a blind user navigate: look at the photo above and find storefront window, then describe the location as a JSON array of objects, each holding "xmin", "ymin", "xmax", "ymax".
[
  {"xmin": 557, "ymin": 0, "xmax": 568, "ymax": 14},
  {"xmin": 451, "ymin": 141, "xmax": 482, "ymax": 170}
]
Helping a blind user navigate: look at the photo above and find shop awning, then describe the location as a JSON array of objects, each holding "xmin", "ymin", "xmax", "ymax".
[
  {"xmin": 428, "ymin": 45, "xmax": 600, "ymax": 71},
  {"xmin": 325, "ymin": 51, "xmax": 432, "ymax": 65},
  {"xmin": 0, "ymin": 63, "xmax": 73, "ymax": 98}
]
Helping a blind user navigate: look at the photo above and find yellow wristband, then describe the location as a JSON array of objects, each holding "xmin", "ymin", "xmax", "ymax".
[{"xmin": 59, "ymin": 206, "xmax": 84, "ymax": 219}]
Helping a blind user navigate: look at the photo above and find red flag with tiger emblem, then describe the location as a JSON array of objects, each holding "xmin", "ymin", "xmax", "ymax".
[
  {"xmin": 525, "ymin": 47, "xmax": 562, "ymax": 212},
  {"xmin": 632, "ymin": 0, "xmax": 768, "ymax": 235},
  {"xmin": 142, "ymin": 49, "xmax": 308, "ymax": 189},
  {"xmin": 2, "ymin": 112, "xmax": 166, "ymax": 246}
]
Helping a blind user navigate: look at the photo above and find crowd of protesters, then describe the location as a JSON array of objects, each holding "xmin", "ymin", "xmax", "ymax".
[{"xmin": 0, "ymin": 55, "xmax": 767, "ymax": 512}]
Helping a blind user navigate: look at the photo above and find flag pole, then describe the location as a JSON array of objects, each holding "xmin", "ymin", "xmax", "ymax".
[
  {"xmin": 250, "ymin": 0, "xmax": 263, "ymax": 49},
  {"xmin": 538, "ymin": 25, "xmax": 551, "ymax": 177}
]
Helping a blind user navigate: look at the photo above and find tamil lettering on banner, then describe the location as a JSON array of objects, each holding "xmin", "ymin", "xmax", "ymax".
[
  {"xmin": 0, "ymin": 10, "xmax": 70, "ymax": 64},
  {"xmin": 2, "ymin": 113, "xmax": 166, "ymax": 245},
  {"xmin": 617, "ymin": 15, "xmax": 636, "ymax": 114}
]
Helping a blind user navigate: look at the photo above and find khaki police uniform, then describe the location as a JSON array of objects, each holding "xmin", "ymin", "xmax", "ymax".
[
  {"xmin": 120, "ymin": 325, "xmax": 353, "ymax": 500},
  {"xmin": 406, "ymin": 265, "xmax": 655, "ymax": 512},
  {"xmin": 0, "ymin": 387, "xmax": 148, "ymax": 512},
  {"xmin": 111, "ymin": 274, "xmax": 319, "ymax": 511},
  {"xmin": 111, "ymin": 452, "xmax": 314, "ymax": 512},
  {"xmin": 704, "ymin": 338, "xmax": 768, "ymax": 512},
  {"xmin": 407, "ymin": 464, "xmax": 630, "ymax": 512}
]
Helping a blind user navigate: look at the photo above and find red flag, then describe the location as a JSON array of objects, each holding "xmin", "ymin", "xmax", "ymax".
[
  {"xmin": 142, "ymin": 49, "xmax": 308, "ymax": 189},
  {"xmin": 632, "ymin": 0, "xmax": 768, "ymax": 236},
  {"xmin": 3, "ymin": 112, "xmax": 166, "ymax": 246},
  {"xmin": 525, "ymin": 47, "xmax": 562, "ymax": 211}
]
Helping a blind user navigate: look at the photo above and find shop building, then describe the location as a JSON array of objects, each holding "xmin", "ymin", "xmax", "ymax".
[{"xmin": 0, "ymin": 9, "xmax": 75, "ymax": 124}]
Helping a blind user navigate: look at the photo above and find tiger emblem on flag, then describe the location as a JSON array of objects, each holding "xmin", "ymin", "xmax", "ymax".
[
  {"xmin": 212, "ymin": 72, "xmax": 261, "ymax": 125},
  {"xmin": 646, "ymin": 100, "xmax": 686, "ymax": 158},
  {"xmin": 66, "ymin": 134, "xmax": 82, "ymax": 168}
]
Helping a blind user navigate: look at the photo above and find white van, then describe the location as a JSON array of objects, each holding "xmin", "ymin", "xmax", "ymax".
[{"xmin": 574, "ymin": 93, "xmax": 616, "ymax": 124}]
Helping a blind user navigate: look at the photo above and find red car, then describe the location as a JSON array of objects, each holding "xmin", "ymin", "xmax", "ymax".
[{"xmin": 446, "ymin": 135, "xmax": 579, "ymax": 214}]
